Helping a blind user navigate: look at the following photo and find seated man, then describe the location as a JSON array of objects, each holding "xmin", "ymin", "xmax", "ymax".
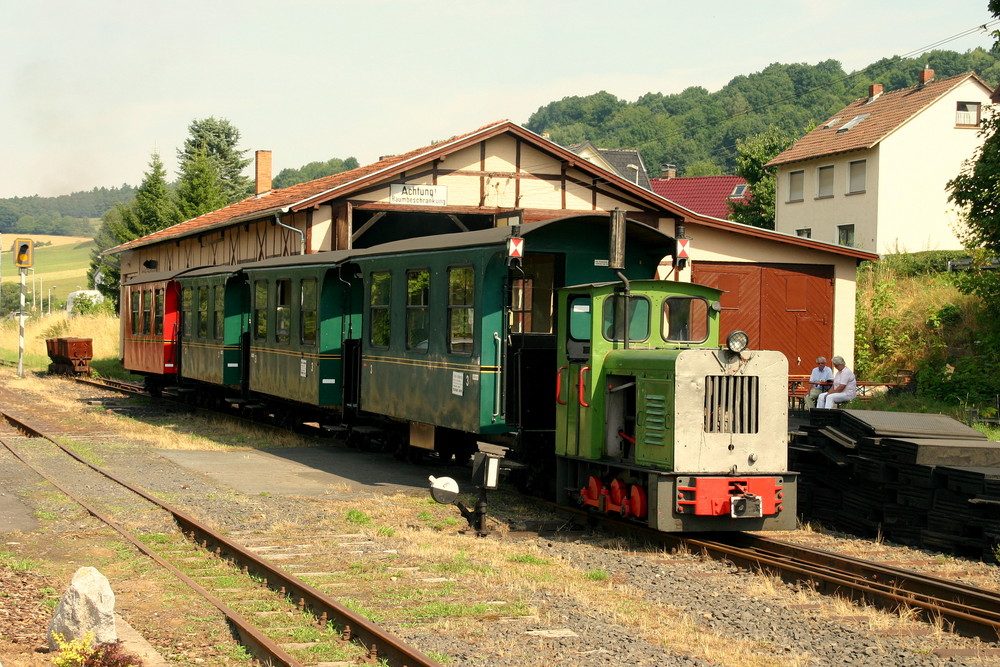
[
  {"xmin": 817, "ymin": 356, "xmax": 857, "ymax": 409},
  {"xmin": 804, "ymin": 356, "xmax": 834, "ymax": 410}
]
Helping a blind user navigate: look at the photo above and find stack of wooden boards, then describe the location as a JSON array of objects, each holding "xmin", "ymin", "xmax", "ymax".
[{"xmin": 790, "ymin": 409, "xmax": 1000, "ymax": 560}]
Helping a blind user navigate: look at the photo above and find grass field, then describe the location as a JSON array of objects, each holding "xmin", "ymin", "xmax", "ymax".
[{"xmin": 1, "ymin": 234, "xmax": 96, "ymax": 311}]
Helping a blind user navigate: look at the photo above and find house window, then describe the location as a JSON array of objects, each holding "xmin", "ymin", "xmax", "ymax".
[
  {"xmin": 369, "ymin": 271, "xmax": 391, "ymax": 348},
  {"xmin": 796, "ymin": 228, "xmax": 812, "ymax": 238},
  {"xmin": 448, "ymin": 266, "xmax": 474, "ymax": 355},
  {"xmin": 837, "ymin": 114, "xmax": 870, "ymax": 133},
  {"xmin": 406, "ymin": 269, "xmax": 429, "ymax": 352},
  {"xmin": 817, "ymin": 166, "xmax": 834, "ymax": 198},
  {"xmin": 838, "ymin": 224, "xmax": 855, "ymax": 247},
  {"xmin": 275, "ymin": 279, "xmax": 291, "ymax": 344},
  {"xmin": 788, "ymin": 170, "xmax": 804, "ymax": 202},
  {"xmin": 729, "ymin": 184, "xmax": 747, "ymax": 198},
  {"xmin": 848, "ymin": 160, "xmax": 867, "ymax": 194},
  {"xmin": 510, "ymin": 254, "xmax": 555, "ymax": 334},
  {"xmin": 822, "ymin": 117, "xmax": 843, "ymax": 129},
  {"xmin": 956, "ymin": 102, "xmax": 981, "ymax": 127}
]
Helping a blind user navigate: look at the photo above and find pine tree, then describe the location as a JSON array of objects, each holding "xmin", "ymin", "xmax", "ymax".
[
  {"xmin": 177, "ymin": 117, "xmax": 252, "ymax": 204},
  {"xmin": 176, "ymin": 147, "xmax": 228, "ymax": 219}
]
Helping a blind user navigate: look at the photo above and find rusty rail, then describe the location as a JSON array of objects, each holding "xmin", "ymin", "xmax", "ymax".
[{"xmin": 0, "ymin": 407, "xmax": 442, "ymax": 667}]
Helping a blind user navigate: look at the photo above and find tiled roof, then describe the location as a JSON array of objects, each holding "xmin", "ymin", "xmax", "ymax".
[
  {"xmin": 106, "ymin": 119, "xmax": 877, "ymax": 262},
  {"xmin": 107, "ymin": 120, "xmax": 517, "ymax": 254},
  {"xmin": 650, "ymin": 175, "xmax": 749, "ymax": 220},
  {"xmin": 767, "ymin": 72, "xmax": 991, "ymax": 167}
]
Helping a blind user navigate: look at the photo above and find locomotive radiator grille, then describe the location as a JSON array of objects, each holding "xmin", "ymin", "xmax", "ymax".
[{"xmin": 703, "ymin": 375, "xmax": 759, "ymax": 434}]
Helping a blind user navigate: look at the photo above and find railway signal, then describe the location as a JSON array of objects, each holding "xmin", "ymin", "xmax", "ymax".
[{"xmin": 14, "ymin": 238, "xmax": 33, "ymax": 268}]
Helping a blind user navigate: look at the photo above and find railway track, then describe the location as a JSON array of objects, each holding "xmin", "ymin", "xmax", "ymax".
[
  {"xmin": 566, "ymin": 506, "xmax": 1000, "ymax": 644},
  {"xmin": 76, "ymin": 372, "xmax": 1000, "ymax": 644},
  {"xmin": 0, "ymin": 405, "xmax": 441, "ymax": 667}
]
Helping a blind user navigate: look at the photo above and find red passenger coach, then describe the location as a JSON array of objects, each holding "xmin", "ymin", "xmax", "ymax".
[{"xmin": 121, "ymin": 273, "xmax": 182, "ymax": 384}]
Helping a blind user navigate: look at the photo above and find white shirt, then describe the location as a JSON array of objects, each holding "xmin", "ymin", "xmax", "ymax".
[{"xmin": 809, "ymin": 365, "xmax": 834, "ymax": 389}]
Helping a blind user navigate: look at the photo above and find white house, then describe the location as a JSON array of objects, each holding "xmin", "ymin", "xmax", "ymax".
[{"xmin": 768, "ymin": 68, "xmax": 993, "ymax": 254}]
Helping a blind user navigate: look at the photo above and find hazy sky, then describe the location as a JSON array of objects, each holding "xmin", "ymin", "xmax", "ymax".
[{"xmin": 1, "ymin": 1, "xmax": 996, "ymax": 198}]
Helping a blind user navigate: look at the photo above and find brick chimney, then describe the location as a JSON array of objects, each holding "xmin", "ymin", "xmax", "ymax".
[
  {"xmin": 868, "ymin": 83, "xmax": 883, "ymax": 101},
  {"xmin": 918, "ymin": 66, "xmax": 935, "ymax": 86},
  {"xmin": 255, "ymin": 150, "xmax": 272, "ymax": 195},
  {"xmin": 661, "ymin": 163, "xmax": 677, "ymax": 179}
]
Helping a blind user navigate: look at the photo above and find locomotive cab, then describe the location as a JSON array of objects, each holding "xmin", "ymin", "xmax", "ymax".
[{"xmin": 554, "ymin": 280, "xmax": 797, "ymax": 532}]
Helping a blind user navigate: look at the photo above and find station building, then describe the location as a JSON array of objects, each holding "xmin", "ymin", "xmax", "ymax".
[{"xmin": 107, "ymin": 119, "xmax": 876, "ymax": 374}]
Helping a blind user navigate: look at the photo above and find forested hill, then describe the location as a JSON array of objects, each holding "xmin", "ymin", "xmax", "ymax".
[
  {"xmin": 526, "ymin": 48, "xmax": 1000, "ymax": 176},
  {"xmin": 0, "ymin": 184, "xmax": 136, "ymax": 237},
  {"xmin": 6, "ymin": 48, "xmax": 999, "ymax": 239}
]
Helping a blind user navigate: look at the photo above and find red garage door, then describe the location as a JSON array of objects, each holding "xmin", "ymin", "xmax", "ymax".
[{"xmin": 693, "ymin": 263, "xmax": 834, "ymax": 376}]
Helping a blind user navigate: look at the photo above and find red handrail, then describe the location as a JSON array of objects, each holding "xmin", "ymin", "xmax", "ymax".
[
  {"xmin": 555, "ymin": 366, "xmax": 568, "ymax": 405},
  {"xmin": 578, "ymin": 366, "xmax": 591, "ymax": 407}
]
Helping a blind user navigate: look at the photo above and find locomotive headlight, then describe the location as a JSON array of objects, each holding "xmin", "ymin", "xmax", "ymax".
[{"xmin": 725, "ymin": 330, "xmax": 750, "ymax": 353}]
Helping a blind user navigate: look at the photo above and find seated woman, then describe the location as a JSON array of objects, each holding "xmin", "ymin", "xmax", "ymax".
[{"xmin": 817, "ymin": 356, "xmax": 857, "ymax": 409}]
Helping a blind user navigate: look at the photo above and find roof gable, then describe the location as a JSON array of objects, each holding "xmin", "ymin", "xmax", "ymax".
[{"xmin": 767, "ymin": 72, "xmax": 992, "ymax": 167}]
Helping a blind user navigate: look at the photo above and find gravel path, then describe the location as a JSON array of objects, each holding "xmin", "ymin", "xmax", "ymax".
[{"xmin": 1, "ymin": 371, "xmax": 999, "ymax": 666}]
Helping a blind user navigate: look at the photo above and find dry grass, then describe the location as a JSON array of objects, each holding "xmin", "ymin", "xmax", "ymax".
[{"xmin": 0, "ymin": 312, "xmax": 120, "ymax": 370}]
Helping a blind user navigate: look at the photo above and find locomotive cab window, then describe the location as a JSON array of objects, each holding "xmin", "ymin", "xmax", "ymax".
[
  {"xmin": 662, "ymin": 296, "xmax": 709, "ymax": 343},
  {"xmin": 448, "ymin": 266, "xmax": 474, "ymax": 355},
  {"xmin": 602, "ymin": 295, "xmax": 650, "ymax": 343},
  {"xmin": 369, "ymin": 271, "xmax": 391, "ymax": 348},
  {"xmin": 275, "ymin": 279, "xmax": 291, "ymax": 344},
  {"xmin": 300, "ymin": 278, "xmax": 317, "ymax": 344},
  {"xmin": 406, "ymin": 269, "xmax": 429, "ymax": 352},
  {"xmin": 254, "ymin": 281, "xmax": 268, "ymax": 340},
  {"xmin": 182, "ymin": 287, "xmax": 193, "ymax": 338}
]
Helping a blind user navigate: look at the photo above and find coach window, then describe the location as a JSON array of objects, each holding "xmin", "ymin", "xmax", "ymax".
[
  {"xmin": 275, "ymin": 279, "xmax": 291, "ymax": 344},
  {"xmin": 510, "ymin": 254, "xmax": 555, "ymax": 334},
  {"xmin": 155, "ymin": 288, "xmax": 165, "ymax": 337},
  {"xmin": 406, "ymin": 269, "xmax": 430, "ymax": 352},
  {"xmin": 448, "ymin": 266, "xmax": 474, "ymax": 354},
  {"xmin": 197, "ymin": 286, "xmax": 209, "ymax": 338},
  {"xmin": 662, "ymin": 296, "xmax": 709, "ymax": 343},
  {"xmin": 254, "ymin": 281, "xmax": 268, "ymax": 340},
  {"xmin": 142, "ymin": 289, "xmax": 153, "ymax": 335},
  {"xmin": 212, "ymin": 286, "xmax": 224, "ymax": 340},
  {"xmin": 603, "ymin": 295, "xmax": 650, "ymax": 343},
  {"xmin": 182, "ymin": 287, "xmax": 193, "ymax": 338},
  {"xmin": 370, "ymin": 271, "xmax": 391, "ymax": 348},
  {"xmin": 130, "ymin": 289, "xmax": 141, "ymax": 335},
  {"xmin": 300, "ymin": 278, "xmax": 317, "ymax": 344}
]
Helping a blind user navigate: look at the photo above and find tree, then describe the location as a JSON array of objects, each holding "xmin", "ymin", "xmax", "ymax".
[
  {"xmin": 176, "ymin": 147, "xmax": 228, "ymax": 219},
  {"xmin": 177, "ymin": 117, "xmax": 252, "ymax": 204},
  {"xmin": 728, "ymin": 127, "xmax": 794, "ymax": 229},
  {"xmin": 947, "ymin": 0, "xmax": 1000, "ymax": 314},
  {"xmin": 88, "ymin": 153, "xmax": 181, "ymax": 309}
]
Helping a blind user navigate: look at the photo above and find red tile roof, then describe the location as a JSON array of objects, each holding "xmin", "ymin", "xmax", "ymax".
[
  {"xmin": 767, "ymin": 72, "xmax": 991, "ymax": 167},
  {"xmin": 650, "ymin": 175, "xmax": 749, "ymax": 220},
  {"xmin": 108, "ymin": 120, "xmax": 517, "ymax": 254}
]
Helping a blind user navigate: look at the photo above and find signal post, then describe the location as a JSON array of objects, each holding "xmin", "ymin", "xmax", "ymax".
[{"xmin": 13, "ymin": 239, "xmax": 33, "ymax": 378}]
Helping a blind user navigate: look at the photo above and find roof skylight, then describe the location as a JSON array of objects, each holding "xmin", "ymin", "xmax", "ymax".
[{"xmin": 837, "ymin": 114, "xmax": 870, "ymax": 133}]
